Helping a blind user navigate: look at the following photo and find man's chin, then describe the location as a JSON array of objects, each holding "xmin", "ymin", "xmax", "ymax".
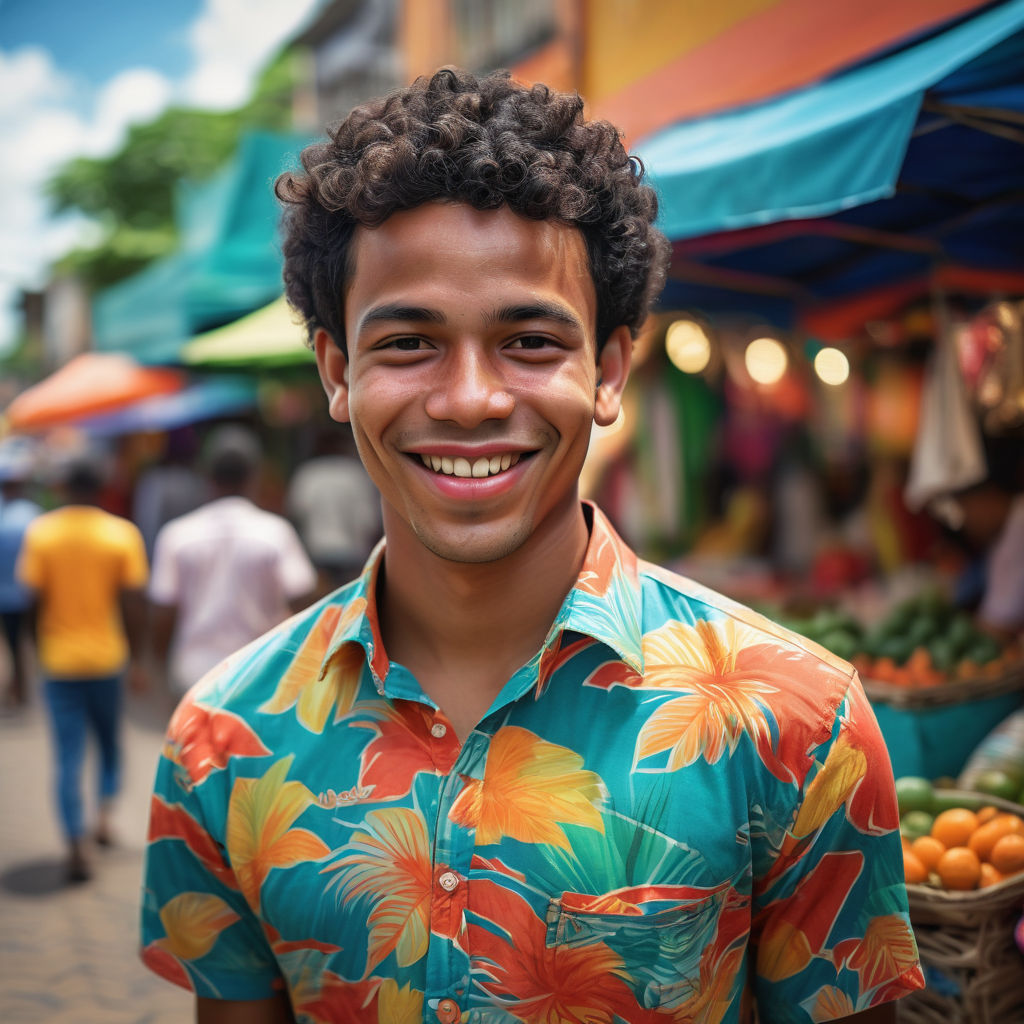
[{"xmin": 413, "ymin": 522, "xmax": 531, "ymax": 566}]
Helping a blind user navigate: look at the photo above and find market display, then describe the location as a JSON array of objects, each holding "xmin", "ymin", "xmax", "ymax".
[{"xmin": 781, "ymin": 592, "xmax": 1021, "ymax": 690}]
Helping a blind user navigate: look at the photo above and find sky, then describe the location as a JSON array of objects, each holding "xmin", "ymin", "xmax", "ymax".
[{"xmin": 0, "ymin": 0, "xmax": 321, "ymax": 356}]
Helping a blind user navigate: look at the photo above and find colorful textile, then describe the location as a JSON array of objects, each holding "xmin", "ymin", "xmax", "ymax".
[
  {"xmin": 18, "ymin": 506, "xmax": 147, "ymax": 676},
  {"xmin": 140, "ymin": 503, "xmax": 923, "ymax": 1022}
]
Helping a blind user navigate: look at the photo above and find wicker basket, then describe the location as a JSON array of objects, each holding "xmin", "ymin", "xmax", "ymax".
[
  {"xmin": 863, "ymin": 661, "xmax": 1024, "ymax": 710},
  {"xmin": 897, "ymin": 792, "xmax": 1024, "ymax": 1024}
]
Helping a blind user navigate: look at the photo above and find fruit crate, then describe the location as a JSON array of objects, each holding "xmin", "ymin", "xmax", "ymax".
[
  {"xmin": 898, "ymin": 791, "xmax": 1024, "ymax": 1024},
  {"xmin": 862, "ymin": 660, "xmax": 1024, "ymax": 710}
]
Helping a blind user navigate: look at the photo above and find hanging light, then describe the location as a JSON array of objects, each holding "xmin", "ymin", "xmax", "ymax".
[
  {"xmin": 814, "ymin": 346, "xmax": 850, "ymax": 386},
  {"xmin": 665, "ymin": 318, "xmax": 712, "ymax": 374},
  {"xmin": 744, "ymin": 336, "xmax": 788, "ymax": 385}
]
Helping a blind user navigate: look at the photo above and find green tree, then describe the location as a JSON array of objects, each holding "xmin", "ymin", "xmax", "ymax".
[{"xmin": 47, "ymin": 49, "xmax": 300, "ymax": 290}]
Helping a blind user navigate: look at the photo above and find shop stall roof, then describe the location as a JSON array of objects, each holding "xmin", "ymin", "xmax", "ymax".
[
  {"xmin": 638, "ymin": 0, "xmax": 1024, "ymax": 335},
  {"xmin": 91, "ymin": 132, "xmax": 313, "ymax": 364},
  {"xmin": 182, "ymin": 296, "xmax": 314, "ymax": 369}
]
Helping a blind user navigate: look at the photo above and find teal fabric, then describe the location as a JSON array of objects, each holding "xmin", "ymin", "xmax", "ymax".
[
  {"xmin": 140, "ymin": 504, "xmax": 923, "ymax": 1020},
  {"xmin": 639, "ymin": 0, "xmax": 1024, "ymax": 240},
  {"xmin": 92, "ymin": 132, "xmax": 313, "ymax": 364}
]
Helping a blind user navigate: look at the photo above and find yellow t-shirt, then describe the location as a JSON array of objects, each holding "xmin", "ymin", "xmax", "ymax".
[{"xmin": 18, "ymin": 505, "xmax": 148, "ymax": 677}]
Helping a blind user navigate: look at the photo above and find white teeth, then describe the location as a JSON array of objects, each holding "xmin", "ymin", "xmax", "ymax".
[{"xmin": 419, "ymin": 453, "xmax": 522, "ymax": 478}]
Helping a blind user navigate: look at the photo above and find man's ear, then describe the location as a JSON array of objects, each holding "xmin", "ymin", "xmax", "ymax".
[
  {"xmin": 313, "ymin": 328, "xmax": 350, "ymax": 424},
  {"xmin": 594, "ymin": 326, "xmax": 632, "ymax": 427}
]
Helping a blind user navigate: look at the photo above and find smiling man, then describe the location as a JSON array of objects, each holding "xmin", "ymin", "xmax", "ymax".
[{"xmin": 140, "ymin": 69, "xmax": 923, "ymax": 1023}]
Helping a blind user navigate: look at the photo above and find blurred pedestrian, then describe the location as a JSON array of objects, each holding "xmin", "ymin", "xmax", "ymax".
[
  {"xmin": 132, "ymin": 427, "xmax": 210, "ymax": 559},
  {"xmin": 0, "ymin": 465, "xmax": 42, "ymax": 708},
  {"xmin": 17, "ymin": 454, "xmax": 148, "ymax": 882},
  {"xmin": 148, "ymin": 425, "xmax": 316, "ymax": 700},
  {"xmin": 286, "ymin": 426, "xmax": 381, "ymax": 596}
]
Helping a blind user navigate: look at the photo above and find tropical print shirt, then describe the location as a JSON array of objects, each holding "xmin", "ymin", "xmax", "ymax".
[{"xmin": 140, "ymin": 503, "xmax": 924, "ymax": 1023}]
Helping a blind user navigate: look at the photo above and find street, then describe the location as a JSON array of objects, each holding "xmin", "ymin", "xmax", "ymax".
[{"xmin": 0, "ymin": 674, "xmax": 193, "ymax": 1023}]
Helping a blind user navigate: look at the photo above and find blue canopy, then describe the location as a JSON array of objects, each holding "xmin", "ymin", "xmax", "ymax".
[{"xmin": 638, "ymin": 0, "xmax": 1024, "ymax": 328}]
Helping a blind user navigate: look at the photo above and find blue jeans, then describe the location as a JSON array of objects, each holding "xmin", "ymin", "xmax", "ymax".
[{"xmin": 44, "ymin": 675, "xmax": 122, "ymax": 841}]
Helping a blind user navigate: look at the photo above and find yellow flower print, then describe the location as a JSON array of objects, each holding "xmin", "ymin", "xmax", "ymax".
[
  {"xmin": 225, "ymin": 756, "xmax": 331, "ymax": 910},
  {"xmin": 449, "ymin": 726, "xmax": 605, "ymax": 851}
]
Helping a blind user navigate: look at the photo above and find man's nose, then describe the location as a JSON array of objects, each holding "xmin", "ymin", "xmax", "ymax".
[{"xmin": 424, "ymin": 347, "xmax": 514, "ymax": 426}]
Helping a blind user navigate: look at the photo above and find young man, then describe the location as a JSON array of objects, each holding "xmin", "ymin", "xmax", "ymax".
[{"xmin": 141, "ymin": 69, "xmax": 923, "ymax": 1023}]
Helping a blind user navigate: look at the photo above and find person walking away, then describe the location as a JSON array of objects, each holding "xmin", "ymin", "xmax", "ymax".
[
  {"xmin": 286, "ymin": 427, "xmax": 381, "ymax": 596},
  {"xmin": 18, "ymin": 455, "xmax": 148, "ymax": 881},
  {"xmin": 148, "ymin": 426, "xmax": 316, "ymax": 701},
  {"xmin": 0, "ymin": 464, "xmax": 42, "ymax": 708}
]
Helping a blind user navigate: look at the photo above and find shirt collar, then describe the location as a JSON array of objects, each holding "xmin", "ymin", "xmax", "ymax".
[{"xmin": 318, "ymin": 501, "xmax": 644, "ymax": 689}]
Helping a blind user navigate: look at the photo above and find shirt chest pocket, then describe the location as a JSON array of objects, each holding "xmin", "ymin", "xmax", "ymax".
[{"xmin": 544, "ymin": 888, "xmax": 748, "ymax": 1013}]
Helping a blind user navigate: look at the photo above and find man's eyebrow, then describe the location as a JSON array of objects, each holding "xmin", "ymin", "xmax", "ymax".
[
  {"xmin": 486, "ymin": 302, "xmax": 583, "ymax": 329},
  {"xmin": 356, "ymin": 304, "xmax": 446, "ymax": 332}
]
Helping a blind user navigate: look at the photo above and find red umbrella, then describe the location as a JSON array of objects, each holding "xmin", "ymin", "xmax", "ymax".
[{"xmin": 2, "ymin": 352, "xmax": 185, "ymax": 433}]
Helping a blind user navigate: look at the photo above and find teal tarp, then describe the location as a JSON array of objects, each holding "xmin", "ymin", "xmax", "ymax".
[
  {"xmin": 92, "ymin": 132, "xmax": 313, "ymax": 365},
  {"xmin": 638, "ymin": 0, "xmax": 1024, "ymax": 241}
]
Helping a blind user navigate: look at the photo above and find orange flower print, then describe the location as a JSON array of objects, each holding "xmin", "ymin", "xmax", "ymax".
[
  {"xmin": 791, "ymin": 730, "xmax": 867, "ymax": 839},
  {"xmin": 637, "ymin": 617, "xmax": 850, "ymax": 786},
  {"xmin": 321, "ymin": 807, "xmax": 435, "ymax": 974},
  {"xmin": 165, "ymin": 696, "xmax": 271, "ymax": 787},
  {"xmin": 845, "ymin": 915, "xmax": 921, "ymax": 993},
  {"xmin": 449, "ymin": 726, "xmax": 606, "ymax": 851},
  {"xmin": 468, "ymin": 878, "xmax": 636, "ymax": 1024},
  {"xmin": 259, "ymin": 601, "xmax": 366, "ymax": 732},
  {"xmin": 140, "ymin": 891, "xmax": 238, "ymax": 990},
  {"xmin": 225, "ymin": 756, "xmax": 331, "ymax": 911},
  {"xmin": 147, "ymin": 794, "xmax": 237, "ymax": 889},
  {"xmin": 808, "ymin": 986, "xmax": 856, "ymax": 1021}
]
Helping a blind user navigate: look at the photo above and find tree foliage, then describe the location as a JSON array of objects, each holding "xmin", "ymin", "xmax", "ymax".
[{"xmin": 47, "ymin": 48, "xmax": 300, "ymax": 290}]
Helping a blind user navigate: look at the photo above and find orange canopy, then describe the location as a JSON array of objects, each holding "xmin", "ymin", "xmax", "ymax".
[{"xmin": 3, "ymin": 353, "xmax": 184, "ymax": 433}]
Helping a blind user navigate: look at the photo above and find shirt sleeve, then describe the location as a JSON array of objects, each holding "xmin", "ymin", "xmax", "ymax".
[
  {"xmin": 750, "ymin": 674, "xmax": 924, "ymax": 1021},
  {"xmin": 15, "ymin": 521, "xmax": 43, "ymax": 590},
  {"xmin": 140, "ymin": 720, "xmax": 283, "ymax": 1000},
  {"xmin": 148, "ymin": 526, "xmax": 180, "ymax": 606},
  {"xmin": 121, "ymin": 521, "xmax": 149, "ymax": 589}
]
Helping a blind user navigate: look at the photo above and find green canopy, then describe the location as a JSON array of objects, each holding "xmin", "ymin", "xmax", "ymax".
[
  {"xmin": 92, "ymin": 132, "xmax": 314, "ymax": 365},
  {"xmin": 183, "ymin": 296, "xmax": 315, "ymax": 368}
]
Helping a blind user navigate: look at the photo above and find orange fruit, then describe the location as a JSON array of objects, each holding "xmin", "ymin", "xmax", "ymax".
[
  {"xmin": 979, "ymin": 862, "xmax": 1005, "ymax": 888},
  {"xmin": 976, "ymin": 805, "xmax": 1001, "ymax": 826},
  {"xmin": 910, "ymin": 835, "xmax": 946, "ymax": 872},
  {"xmin": 967, "ymin": 814, "xmax": 1024, "ymax": 862},
  {"xmin": 931, "ymin": 807, "xmax": 980, "ymax": 849},
  {"xmin": 936, "ymin": 847, "xmax": 981, "ymax": 891},
  {"xmin": 903, "ymin": 847, "xmax": 928, "ymax": 884},
  {"xmin": 989, "ymin": 833, "xmax": 1024, "ymax": 876}
]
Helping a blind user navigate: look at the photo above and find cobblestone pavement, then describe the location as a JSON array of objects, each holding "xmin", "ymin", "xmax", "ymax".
[{"xmin": 0, "ymin": 677, "xmax": 193, "ymax": 1023}]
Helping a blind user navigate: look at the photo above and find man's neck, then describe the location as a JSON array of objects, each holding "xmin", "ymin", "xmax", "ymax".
[{"xmin": 377, "ymin": 502, "xmax": 591, "ymax": 732}]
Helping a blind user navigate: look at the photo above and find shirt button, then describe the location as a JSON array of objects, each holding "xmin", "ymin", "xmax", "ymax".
[
  {"xmin": 438, "ymin": 870, "xmax": 459, "ymax": 892},
  {"xmin": 431, "ymin": 722, "xmax": 447, "ymax": 738},
  {"xmin": 436, "ymin": 997, "xmax": 460, "ymax": 1023}
]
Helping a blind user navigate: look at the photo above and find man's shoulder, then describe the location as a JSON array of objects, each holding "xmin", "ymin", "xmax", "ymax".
[
  {"xmin": 184, "ymin": 587, "xmax": 363, "ymax": 714},
  {"xmin": 636, "ymin": 557, "xmax": 857, "ymax": 686}
]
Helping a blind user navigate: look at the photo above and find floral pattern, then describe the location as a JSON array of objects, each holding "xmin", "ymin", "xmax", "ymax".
[{"xmin": 141, "ymin": 503, "xmax": 923, "ymax": 1021}]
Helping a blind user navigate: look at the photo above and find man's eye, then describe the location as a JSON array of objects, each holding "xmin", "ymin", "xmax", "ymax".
[
  {"xmin": 508, "ymin": 335, "xmax": 552, "ymax": 350},
  {"xmin": 386, "ymin": 337, "xmax": 425, "ymax": 351}
]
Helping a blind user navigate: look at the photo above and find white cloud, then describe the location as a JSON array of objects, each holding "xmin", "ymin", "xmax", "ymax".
[
  {"xmin": 184, "ymin": 0, "xmax": 319, "ymax": 109},
  {"xmin": 0, "ymin": 0, "xmax": 320, "ymax": 356}
]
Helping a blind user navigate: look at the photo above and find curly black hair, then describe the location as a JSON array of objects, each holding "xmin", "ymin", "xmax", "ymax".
[{"xmin": 275, "ymin": 67, "xmax": 669, "ymax": 354}]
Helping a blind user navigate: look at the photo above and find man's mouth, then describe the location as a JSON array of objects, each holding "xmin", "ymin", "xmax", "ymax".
[{"xmin": 418, "ymin": 453, "xmax": 523, "ymax": 478}]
